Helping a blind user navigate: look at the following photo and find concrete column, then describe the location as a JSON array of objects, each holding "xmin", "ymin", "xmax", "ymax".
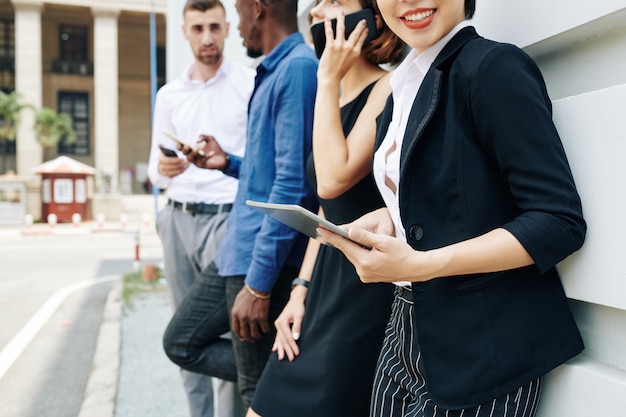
[
  {"xmin": 91, "ymin": 6, "xmax": 120, "ymax": 194},
  {"xmin": 166, "ymin": 0, "xmax": 190, "ymax": 83},
  {"xmin": 12, "ymin": 0, "xmax": 43, "ymax": 176}
]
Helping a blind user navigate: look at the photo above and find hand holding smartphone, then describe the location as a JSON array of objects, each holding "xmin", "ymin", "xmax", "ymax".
[
  {"xmin": 163, "ymin": 130, "xmax": 206, "ymax": 157},
  {"xmin": 310, "ymin": 8, "xmax": 378, "ymax": 58},
  {"xmin": 159, "ymin": 145, "xmax": 178, "ymax": 157}
]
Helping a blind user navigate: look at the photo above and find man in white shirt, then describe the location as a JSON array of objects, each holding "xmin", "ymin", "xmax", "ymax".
[{"xmin": 147, "ymin": 1, "xmax": 254, "ymax": 417}]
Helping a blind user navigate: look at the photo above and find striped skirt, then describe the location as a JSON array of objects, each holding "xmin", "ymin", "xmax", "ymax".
[{"xmin": 370, "ymin": 286, "xmax": 542, "ymax": 417}]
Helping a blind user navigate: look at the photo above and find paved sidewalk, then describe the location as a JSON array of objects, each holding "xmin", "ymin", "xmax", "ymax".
[
  {"xmin": 68, "ymin": 227, "xmax": 188, "ymax": 417},
  {"xmin": 114, "ymin": 288, "xmax": 187, "ymax": 417}
]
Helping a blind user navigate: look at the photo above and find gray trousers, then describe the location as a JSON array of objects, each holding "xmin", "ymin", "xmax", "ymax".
[{"xmin": 157, "ymin": 204, "xmax": 245, "ymax": 417}]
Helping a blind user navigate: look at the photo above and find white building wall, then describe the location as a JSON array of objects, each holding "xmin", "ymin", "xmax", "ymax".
[
  {"xmin": 92, "ymin": 8, "xmax": 119, "ymax": 194},
  {"xmin": 472, "ymin": 1, "xmax": 626, "ymax": 415},
  {"xmin": 43, "ymin": 0, "xmax": 167, "ymax": 14},
  {"xmin": 13, "ymin": 1, "xmax": 43, "ymax": 176}
]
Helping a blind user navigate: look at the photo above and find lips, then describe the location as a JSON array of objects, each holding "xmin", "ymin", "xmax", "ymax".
[{"xmin": 401, "ymin": 8, "xmax": 435, "ymax": 29}]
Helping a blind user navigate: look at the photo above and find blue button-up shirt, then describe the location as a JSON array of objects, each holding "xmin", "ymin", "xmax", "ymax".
[{"xmin": 215, "ymin": 33, "xmax": 318, "ymax": 293}]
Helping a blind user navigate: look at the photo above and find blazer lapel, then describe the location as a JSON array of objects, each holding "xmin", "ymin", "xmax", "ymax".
[
  {"xmin": 375, "ymin": 94, "xmax": 394, "ymax": 151},
  {"xmin": 400, "ymin": 69, "xmax": 442, "ymax": 180},
  {"xmin": 399, "ymin": 26, "xmax": 480, "ymax": 179}
]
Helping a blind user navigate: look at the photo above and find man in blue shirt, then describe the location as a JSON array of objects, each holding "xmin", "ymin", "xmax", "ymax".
[{"xmin": 163, "ymin": 0, "xmax": 318, "ymax": 407}]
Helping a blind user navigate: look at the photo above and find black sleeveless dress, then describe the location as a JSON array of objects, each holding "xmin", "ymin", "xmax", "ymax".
[{"xmin": 251, "ymin": 82, "xmax": 394, "ymax": 417}]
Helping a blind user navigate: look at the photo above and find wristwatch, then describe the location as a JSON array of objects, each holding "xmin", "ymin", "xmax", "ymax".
[{"xmin": 291, "ymin": 277, "xmax": 309, "ymax": 289}]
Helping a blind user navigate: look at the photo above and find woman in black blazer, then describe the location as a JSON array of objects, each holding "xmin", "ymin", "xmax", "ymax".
[{"xmin": 318, "ymin": 1, "xmax": 586, "ymax": 416}]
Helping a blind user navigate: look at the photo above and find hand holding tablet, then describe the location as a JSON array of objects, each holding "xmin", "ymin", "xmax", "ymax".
[{"xmin": 246, "ymin": 200, "xmax": 371, "ymax": 249}]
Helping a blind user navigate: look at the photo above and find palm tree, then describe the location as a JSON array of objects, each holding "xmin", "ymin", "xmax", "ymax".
[
  {"xmin": 0, "ymin": 90, "xmax": 34, "ymax": 173},
  {"xmin": 34, "ymin": 107, "xmax": 77, "ymax": 161}
]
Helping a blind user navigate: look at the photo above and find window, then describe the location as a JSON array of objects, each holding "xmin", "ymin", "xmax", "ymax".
[
  {"xmin": 42, "ymin": 179, "xmax": 51, "ymax": 203},
  {"xmin": 0, "ymin": 134, "xmax": 16, "ymax": 155},
  {"xmin": 54, "ymin": 24, "xmax": 92, "ymax": 75},
  {"xmin": 0, "ymin": 88, "xmax": 16, "ymax": 155},
  {"xmin": 59, "ymin": 25, "xmax": 88, "ymax": 62},
  {"xmin": 0, "ymin": 19, "xmax": 14, "ymax": 63},
  {"xmin": 0, "ymin": 19, "xmax": 14, "ymax": 89},
  {"xmin": 58, "ymin": 92, "xmax": 90, "ymax": 155},
  {"xmin": 53, "ymin": 179, "xmax": 73, "ymax": 204},
  {"xmin": 157, "ymin": 46, "xmax": 166, "ymax": 89},
  {"xmin": 75, "ymin": 179, "xmax": 86, "ymax": 203}
]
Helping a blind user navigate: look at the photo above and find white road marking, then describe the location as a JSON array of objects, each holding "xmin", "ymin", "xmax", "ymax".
[{"xmin": 0, "ymin": 276, "xmax": 119, "ymax": 381}]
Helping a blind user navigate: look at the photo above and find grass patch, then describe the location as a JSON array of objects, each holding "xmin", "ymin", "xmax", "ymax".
[{"xmin": 121, "ymin": 266, "xmax": 165, "ymax": 309}]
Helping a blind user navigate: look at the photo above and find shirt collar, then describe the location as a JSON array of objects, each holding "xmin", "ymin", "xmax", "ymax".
[
  {"xmin": 181, "ymin": 58, "xmax": 230, "ymax": 85},
  {"xmin": 257, "ymin": 32, "xmax": 305, "ymax": 73},
  {"xmin": 390, "ymin": 20, "xmax": 471, "ymax": 90}
]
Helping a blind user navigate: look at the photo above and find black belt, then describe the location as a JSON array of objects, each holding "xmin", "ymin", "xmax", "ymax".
[{"xmin": 168, "ymin": 199, "xmax": 233, "ymax": 215}]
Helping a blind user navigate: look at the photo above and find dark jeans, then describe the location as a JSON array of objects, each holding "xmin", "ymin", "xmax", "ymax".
[{"xmin": 163, "ymin": 261, "xmax": 295, "ymax": 406}]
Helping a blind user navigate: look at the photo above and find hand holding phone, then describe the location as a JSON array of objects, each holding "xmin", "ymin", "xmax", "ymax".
[
  {"xmin": 159, "ymin": 145, "xmax": 178, "ymax": 157},
  {"xmin": 310, "ymin": 8, "xmax": 378, "ymax": 58},
  {"xmin": 157, "ymin": 145, "xmax": 190, "ymax": 178},
  {"xmin": 163, "ymin": 130, "xmax": 206, "ymax": 157}
]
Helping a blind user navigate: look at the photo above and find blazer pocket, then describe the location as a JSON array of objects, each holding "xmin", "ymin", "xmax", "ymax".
[{"xmin": 457, "ymin": 271, "xmax": 508, "ymax": 295}]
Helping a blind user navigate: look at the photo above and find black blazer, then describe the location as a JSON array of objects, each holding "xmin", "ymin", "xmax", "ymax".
[{"xmin": 375, "ymin": 27, "xmax": 586, "ymax": 409}]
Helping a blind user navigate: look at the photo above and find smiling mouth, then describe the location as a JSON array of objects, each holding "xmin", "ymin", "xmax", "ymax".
[{"xmin": 402, "ymin": 9, "xmax": 435, "ymax": 22}]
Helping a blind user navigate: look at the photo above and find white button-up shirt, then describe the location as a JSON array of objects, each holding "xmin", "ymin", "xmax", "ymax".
[
  {"xmin": 148, "ymin": 58, "xmax": 254, "ymax": 204},
  {"xmin": 373, "ymin": 21, "xmax": 469, "ymax": 285}
]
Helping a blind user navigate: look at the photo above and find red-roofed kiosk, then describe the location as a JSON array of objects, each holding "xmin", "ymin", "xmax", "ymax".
[{"xmin": 32, "ymin": 156, "xmax": 97, "ymax": 222}]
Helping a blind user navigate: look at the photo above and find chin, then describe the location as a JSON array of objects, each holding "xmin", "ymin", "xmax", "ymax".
[{"xmin": 246, "ymin": 47, "xmax": 263, "ymax": 59}]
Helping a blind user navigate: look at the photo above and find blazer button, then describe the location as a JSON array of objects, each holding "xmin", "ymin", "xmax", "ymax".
[{"xmin": 409, "ymin": 225, "xmax": 424, "ymax": 241}]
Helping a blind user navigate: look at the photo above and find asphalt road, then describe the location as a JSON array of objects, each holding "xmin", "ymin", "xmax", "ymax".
[{"xmin": 0, "ymin": 223, "xmax": 176, "ymax": 417}]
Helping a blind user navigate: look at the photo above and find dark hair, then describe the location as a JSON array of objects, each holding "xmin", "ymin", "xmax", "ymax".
[
  {"xmin": 183, "ymin": 0, "xmax": 225, "ymax": 15},
  {"xmin": 465, "ymin": 0, "xmax": 476, "ymax": 19},
  {"xmin": 362, "ymin": 0, "xmax": 405, "ymax": 66},
  {"xmin": 259, "ymin": 0, "xmax": 299, "ymax": 30},
  {"xmin": 259, "ymin": 0, "xmax": 299, "ymax": 19}
]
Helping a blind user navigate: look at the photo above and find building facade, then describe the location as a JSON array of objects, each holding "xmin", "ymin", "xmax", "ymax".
[{"xmin": 0, "ymin": 0, "xmax": 166, "ymax": 220}]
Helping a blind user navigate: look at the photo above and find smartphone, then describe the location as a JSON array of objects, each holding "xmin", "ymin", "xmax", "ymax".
[
  {"xmin": 163, "ymin": 130, "xmax": 186, "ymax": 147},
  {"xmin": 310, "ymin": 8, "xmax": 378, "ymax": 59},
  {"xmin": 159, "ymin": 145, "xmax": 178, "ymax": 157},
  {"xmin": 163, "ymin": 129, "xmax": 205, "ymax": 157}
]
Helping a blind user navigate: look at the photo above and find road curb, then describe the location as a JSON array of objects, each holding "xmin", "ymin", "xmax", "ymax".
[{"xmin": 78, "ymin": 277, "xmax": 123, "ymax": 417}]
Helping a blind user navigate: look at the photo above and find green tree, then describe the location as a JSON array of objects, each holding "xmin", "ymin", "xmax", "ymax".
[
  {"xmin": 34, "ymin": 107, "xmax": 77, "ymax": 161},
  {"xmin": 0, "ymin": 90, "xmax": 34, "ymax": 173}
]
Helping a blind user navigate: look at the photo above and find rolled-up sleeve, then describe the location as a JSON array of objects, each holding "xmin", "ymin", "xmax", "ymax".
[{"xmin": 471, "ymin": 44, "xmax": 586, "ymax": 272}]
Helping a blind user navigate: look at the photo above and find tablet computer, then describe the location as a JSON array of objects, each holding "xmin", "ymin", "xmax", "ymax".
[{"xmin": 245, "ymin": 200, "xmax": 371, "ymax": 249}]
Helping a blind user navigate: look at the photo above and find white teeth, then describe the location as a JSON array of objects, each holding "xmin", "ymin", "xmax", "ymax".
[{"xmin": 404, "ymin": 9, "xmax": 434, "ymax": 22}]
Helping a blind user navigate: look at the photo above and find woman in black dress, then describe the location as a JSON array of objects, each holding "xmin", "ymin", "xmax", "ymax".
[{"xmin": 248, "ymin": 1, "xmax": 405, "ymax": 416}]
